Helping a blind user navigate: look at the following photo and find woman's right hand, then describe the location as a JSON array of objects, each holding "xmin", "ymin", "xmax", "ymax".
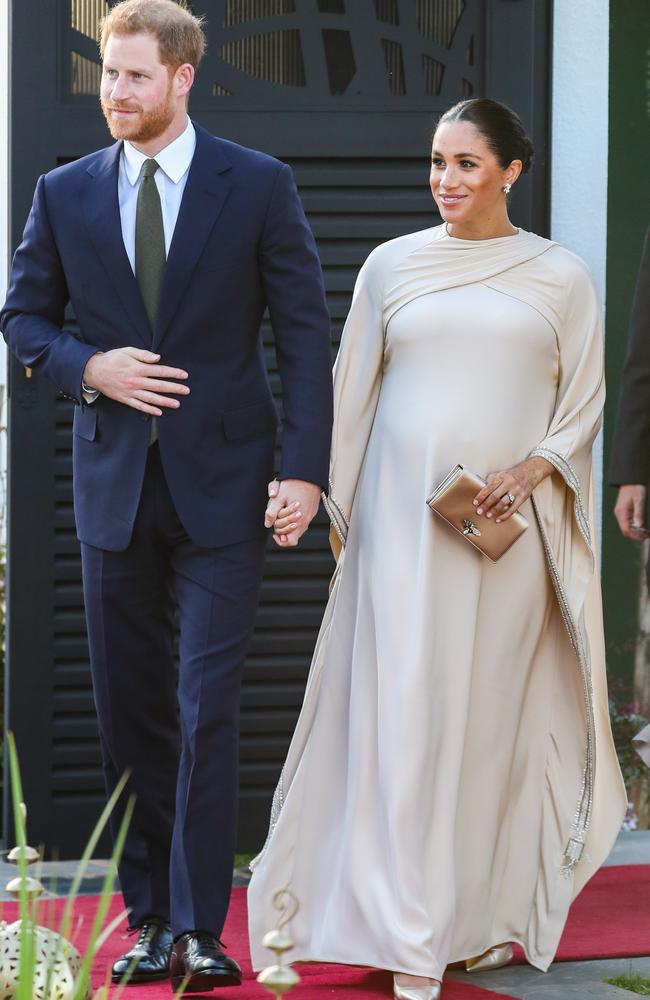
[
  {"xmin": 272, "ymin": 501, "xmax": 303, "ymax": 537},
  {"xmin": 265, "ymin": 479, "xmax": 315, "ymax": 546}
]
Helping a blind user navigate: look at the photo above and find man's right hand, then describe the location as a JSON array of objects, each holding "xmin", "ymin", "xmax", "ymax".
[
  {"xmin": 614, "ymin": 484, "xmax": 649, "ymax": 540},
  {"xmin": 83, "ymin": 348, "xmax": 190, "ymax": 415}
]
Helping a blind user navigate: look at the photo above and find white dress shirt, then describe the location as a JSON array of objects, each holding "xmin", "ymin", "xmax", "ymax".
[
  {"xmin": 119, "ymin": 115, "xmax": 196, "ymax": 270},
  {"xmin": 83, "ymin": 116, "xmax": 196, "ymax": 401}
]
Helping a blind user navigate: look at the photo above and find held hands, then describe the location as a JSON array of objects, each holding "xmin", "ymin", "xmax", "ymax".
[
  {"xmin": 264, "ymin": 479, "xmax": 321, "ymax": 547},
  {"xmin": 83, "ymin": 348, "xmax": 190, "ymax": 415},
  {"xmin": 472, "ymin": 456, "xmax": 554, "ymax": 522},
  {"xmin": 614, "ymin": 484, "xmax": 649, "ymax": 540}
]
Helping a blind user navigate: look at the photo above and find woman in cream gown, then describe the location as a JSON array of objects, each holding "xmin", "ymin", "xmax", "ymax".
[{"xmin": 248, "ymin": 99, "xmax": 626, "ymax": 999}]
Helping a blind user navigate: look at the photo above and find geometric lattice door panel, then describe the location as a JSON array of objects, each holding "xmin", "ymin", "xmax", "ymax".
[{"xmin": 7, "ymin": 0, "xmax": 550, "ymax": 855}]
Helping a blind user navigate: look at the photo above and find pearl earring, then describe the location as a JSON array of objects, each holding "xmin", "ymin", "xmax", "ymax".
[{"xmin": 503, "ymin": 183, "xmax": 512, "ymax": 194}]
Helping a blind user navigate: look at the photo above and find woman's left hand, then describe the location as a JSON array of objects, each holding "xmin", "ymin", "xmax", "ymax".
[{"xmin": 472, "ymin": 456, "xmax": 554, "ymax": 522}]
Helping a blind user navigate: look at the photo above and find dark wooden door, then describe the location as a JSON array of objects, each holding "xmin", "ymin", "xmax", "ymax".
[{"xmin": 6, "ymin": 0, "xmax": 550, "ymax": 855}]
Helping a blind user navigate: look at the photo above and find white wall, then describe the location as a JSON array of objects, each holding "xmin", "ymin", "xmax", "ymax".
[{"xmin": 551, "ymin": 0, "xmax": 610, "ymax": 541}]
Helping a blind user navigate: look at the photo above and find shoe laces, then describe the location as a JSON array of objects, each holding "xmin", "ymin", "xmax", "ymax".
[
  {"xmin": 137, "ymin": 924, "xmax": 159, "ymax": 948},
  {"xmin": 128, "ymin": 922, "xmax": 167, "ymax": 950},
  {"xmin": 191, "ymin": 931, "xmax": 227, "ymax": 952}
]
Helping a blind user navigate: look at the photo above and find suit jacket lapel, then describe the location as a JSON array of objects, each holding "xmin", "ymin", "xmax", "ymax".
[
  {"xmin": 153, "ymin": 128, "xmax": 233, "ymax": 349},
  {"xmin": 83, "ymin": 143, "xmax": 152, "ymax": 347}
]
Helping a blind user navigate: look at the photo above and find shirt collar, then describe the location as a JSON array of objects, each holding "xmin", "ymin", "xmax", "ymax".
[{"xmin": 122, "ymin": 116, "xmax": 196, "ymax": 186}]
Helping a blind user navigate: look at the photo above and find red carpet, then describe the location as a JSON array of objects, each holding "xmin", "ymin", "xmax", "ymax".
[
  {"xmin": 3, "ymin": 864, "xmax": 648, "ymax": 998},
  {"xmin": 537, "ymin": 864, "xmax": 650, "ymax": 963}
]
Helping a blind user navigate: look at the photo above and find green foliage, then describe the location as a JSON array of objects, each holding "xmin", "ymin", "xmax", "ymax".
[
  {"xmin": 8, "ymin": 731, "xmax": 133, "ymax": 999},
  {"xmin": 5, "ymin": 733, "xmax": 189, "ymax": 998},
  {"xmin": 605, "ymin": 971, "xmax": 650, "ymax": 995},
  {"xmin": 609, "ymin": 697, "xmax": 650, "ymax": 791}
]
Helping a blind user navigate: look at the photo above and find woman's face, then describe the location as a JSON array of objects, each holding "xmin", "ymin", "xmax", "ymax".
[{"xmin": 429, "ymin": 120, "xmax": 520, "ymax": 229}]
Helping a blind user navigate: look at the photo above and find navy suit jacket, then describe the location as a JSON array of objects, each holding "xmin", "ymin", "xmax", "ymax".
[{"xmin": 1, "ymin": 124, "xmax": 333, "ymax": 551}]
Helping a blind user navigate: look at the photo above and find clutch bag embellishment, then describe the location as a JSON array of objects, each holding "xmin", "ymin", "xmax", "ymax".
[{"xmin": 426, "ymin": 464, "xmax": 528, "ymax": 562}]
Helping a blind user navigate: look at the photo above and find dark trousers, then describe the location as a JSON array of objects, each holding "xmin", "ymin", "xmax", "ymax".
[{"xmin": 81, "ymin": 444, "xmax": 266, "ymax": 936}]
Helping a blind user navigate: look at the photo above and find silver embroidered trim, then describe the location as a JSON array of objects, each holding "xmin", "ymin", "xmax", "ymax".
[
  {"xmin": 530, "ymin": 448, "xmax": 592, "ymax": 550},
  {"xmin": 531, "ymin": 490, "xmax": 595, "ymax": 876},
  {"xmin": 249, "ymin": 767, "xmax": 286, "ymax": 871},
  {"xmin": 322, "ymin": 483, "xmax": 349, "ymax": 546}
]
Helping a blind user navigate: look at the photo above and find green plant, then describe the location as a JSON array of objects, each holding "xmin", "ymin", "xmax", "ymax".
[
  {"xmin": 605, "ymin": 971, "xmax": 650, "ymax": 995},
  {"xmin": 6, "ymin": 732, "xmax": 188, "ymax": 998},
  {"xmin": 8, "ymin": 731, "xmax": 134, "ymax": 998},
  {"xmin": 609, "ymin": 697, "xmax": 650, "ymax": 791}
]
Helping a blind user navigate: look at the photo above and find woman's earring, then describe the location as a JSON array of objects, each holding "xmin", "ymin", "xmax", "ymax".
[{"xmin": 503, "ymin": 183, "xmax": 512, "ymax": 194}]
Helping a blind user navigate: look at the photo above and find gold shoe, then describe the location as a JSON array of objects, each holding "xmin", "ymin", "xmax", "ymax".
[
  {"xmin": 393, "ymin": 975, "xmax": 442, "ymax": 1000},
  {"xmin": 465, "ymin": 942, "xmax": 513, "ymax": 972}
]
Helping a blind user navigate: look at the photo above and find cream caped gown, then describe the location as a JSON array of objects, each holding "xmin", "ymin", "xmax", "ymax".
[{"xmin": 248, "ymin": 226, "xmax": 626, "ymax": 981}]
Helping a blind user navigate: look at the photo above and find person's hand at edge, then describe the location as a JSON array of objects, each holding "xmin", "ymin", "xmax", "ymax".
[{"xmin": 614, "ymin": 484, "xmax": 649, "ymax": 540}]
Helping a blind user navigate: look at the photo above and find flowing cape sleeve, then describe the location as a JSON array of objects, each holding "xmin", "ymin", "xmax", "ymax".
[
  {"xmin": 525, "ymin": 253, "xmax": 627, "ymax": 879},
  {"xmin": 249, "ymin": 254, "xmax": 387, "ymax": 879},
  {"xmin": 529, "ymin": 256, "xmax": 604, "ymax": 607},
  {"xmin": 322, "ymin": 250, "xmax": 386, "ymax": 561},
  {"xmin": 250, "ymin": 244, "xmax": 393, "ymax": 877}
]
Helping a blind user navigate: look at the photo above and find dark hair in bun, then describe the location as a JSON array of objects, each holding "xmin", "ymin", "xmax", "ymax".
[{"xmin": 436, "ymin": 98, "xmax": 534, "ymax": 174}]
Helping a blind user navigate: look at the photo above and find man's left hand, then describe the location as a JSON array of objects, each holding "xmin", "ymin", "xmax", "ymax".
[{"xmin": 265, "ymin": 479, "xmax": 321, "ymax": 547}]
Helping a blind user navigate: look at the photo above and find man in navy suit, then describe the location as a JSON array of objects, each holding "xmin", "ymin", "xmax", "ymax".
[{"xmin": 1, "ymin": 0, "xmax": 332, "ymax": 991}]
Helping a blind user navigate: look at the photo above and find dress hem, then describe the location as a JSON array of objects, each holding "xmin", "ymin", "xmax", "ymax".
[
  {"xmin": 251, "ymin": 951, "xmax": 445, "ymax": 981},
  {"xmin": 250, "ymin": 939, "xmax": 551, "ymax": 978}
]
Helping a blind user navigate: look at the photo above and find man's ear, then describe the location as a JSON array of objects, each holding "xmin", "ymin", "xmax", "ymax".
[{"xmin": 174, "ymin": 62, "xmax": 195, "ymax": 99}]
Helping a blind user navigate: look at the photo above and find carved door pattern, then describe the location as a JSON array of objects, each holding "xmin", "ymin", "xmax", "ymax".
[{"xmin": 68, "ymin": 0, "xmax": 481, "ymax": 103}]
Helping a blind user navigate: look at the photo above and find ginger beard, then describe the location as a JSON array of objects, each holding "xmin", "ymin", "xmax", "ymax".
[{"xmin": 101, "ymin": 74, "xmax": 176, "ymax": 143}]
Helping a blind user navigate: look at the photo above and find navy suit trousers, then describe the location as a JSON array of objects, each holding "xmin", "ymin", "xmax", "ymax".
[{"xmin": 81, "ymin": 443, "xmax": 267, "ymax": 936}]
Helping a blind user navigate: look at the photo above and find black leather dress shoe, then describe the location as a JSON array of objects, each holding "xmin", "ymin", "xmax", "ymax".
[
  {"xmin": 170, "ymin": 931, "xmax": 242, "ymax": 991},
  {"xmin": 111, "ymin": 919, "xmax": 173, "ymax": 983}
]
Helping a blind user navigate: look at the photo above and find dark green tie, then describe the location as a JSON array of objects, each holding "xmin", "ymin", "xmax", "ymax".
[
  {"xmin": 135, "ymin": 159, "xmax": 165, "ymax": 443},
  {"xmin": 135, "ymin": 158, "xmax": 165, "ymax": 333}
]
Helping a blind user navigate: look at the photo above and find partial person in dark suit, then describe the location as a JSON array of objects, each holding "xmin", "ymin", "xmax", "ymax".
[
  {"xmin": 610, "ymin": 226, "xmax": 650, "ymax": 578},
  {"xmin": 0, "ymin": 0, "xmax": 333, "ymax": 992}
]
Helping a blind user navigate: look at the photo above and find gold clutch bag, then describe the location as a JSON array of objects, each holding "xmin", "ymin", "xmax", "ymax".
[{"xmin": 426, "ymin": 464, "xmax": 528, "ymax": 562}]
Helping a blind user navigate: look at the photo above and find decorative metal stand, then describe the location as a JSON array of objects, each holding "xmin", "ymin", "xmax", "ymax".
[
  {"xmin": 6, "ymin": 803, "xmax": 44, "ymax": 901},
  {"xmin": 0, "ymin": 803, "xmax": 89, "ymax": 1000},
  {"xmin": 257, "ymin": 888, "xmax": 301, "ymax": 999}
]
